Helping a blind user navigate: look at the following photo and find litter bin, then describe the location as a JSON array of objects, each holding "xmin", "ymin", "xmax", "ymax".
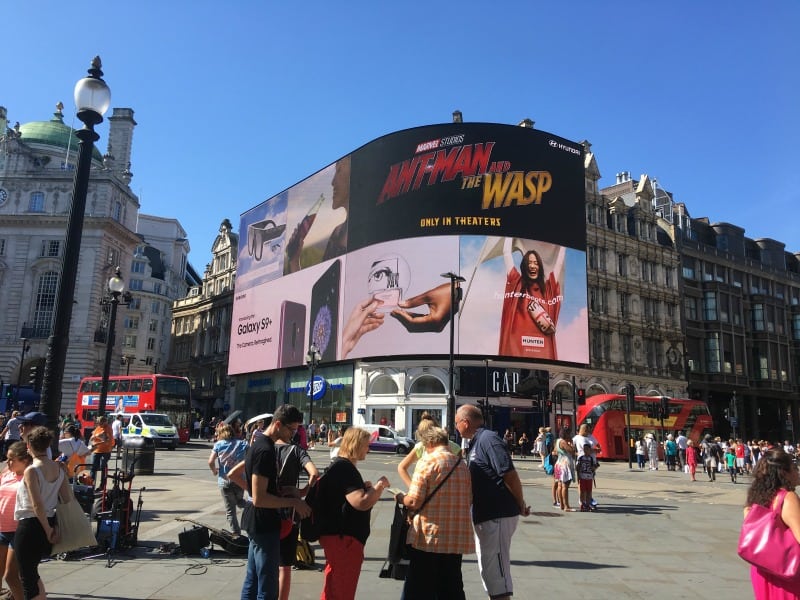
[{"xmin": 122, "ymin": 436, "xmax": 155, "ymax": 476}]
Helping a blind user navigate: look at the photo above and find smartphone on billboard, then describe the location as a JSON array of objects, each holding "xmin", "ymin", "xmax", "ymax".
[
  {"xmin": 278, "ymin": 301, "xmax": 306, "ymax": 368},
  {"xmin": 309, "ymin": 260, "xmax": 341, "ymax": 363}
]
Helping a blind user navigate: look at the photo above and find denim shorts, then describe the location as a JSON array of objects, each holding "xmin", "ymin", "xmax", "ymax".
[{"xmin": 0, "ymin": 530, "xmax": 16, "ymax": 546}]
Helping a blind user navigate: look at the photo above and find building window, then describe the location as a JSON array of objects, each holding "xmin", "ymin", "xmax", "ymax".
[
  {"xmin": 682, "ymin": 257, "xmax": 696, "ymax": 280},
  {"xmin": 588, "ymin": 246, "xmax": 597, "ymax": 269},
  {"xmin": 0, "ymin": 239, "xmax": 5, "ymax": 256},
  {"xmin": 147, "ymin": 337, "xmax": 155, "ymax": 351},
  {"xmin": 619, "ymin": 292, "xmax": 630, "ymax": 318},
  {"xmin": 131, "ymin": 261, "xmax": 146, "ymax": 274},
  {"xmin": 33, "ymin": 271, "xmax": 59, "ymax": 333},
  {"xmin": 153, "ymin": 282, "xmax": 162, "ymax": 295},
  {"xmin": 665, "ymin": 266, "xmax": 674, "ymax": 288},
  {"xmin": 151, "ymin": 301, "xmax": 160, "ymax": 314},
  {"xmin": 129, "ymin": 279, "xmax": 143, "ymax": 291},
  {"xmin": 751, "ymin": 303, "xmax": 765, "ymax": 331},
  {"xmin": 621, "ymin": 334, "xmax": 632, "ymax": 359},
  {"xmin": 705, "ymin": 334, "xmax": 721, "ymax": 373},
  {"xmin": 129, "ymin": 297, "xmax": 141, "ymax": 310},
  {"xmin": 149, "ymin": 319, "xmax": 158, "ymax": 333},
  {"xmin": 703, "ymin": 291, "xmax": 717, "ymax": 321},
  {"xmin": 40, "ymin": 240, "xmax": 60, "ymax": 258},
  {"xmin": 618, "ymin": 254, "xmax": 627, "ymax": 277},
  {"xmin": 29, "ymin": 192, "xmax": 45, "ymax": 212},
  {"xmin": 409, "ymin": 375, "xmax": 445, "ymax": 395},
  {"xmin": 113, "ymin": 201, "xmax": 122, "ymax": 221},
  {"xmin": 122, "ymin": 335, "xmax": 137, "ymax": 348},
  {"xmin": 124, "ymin": 317, "xmax": 139, "ymax": 329},
  {"xmin": 792, "ymin": 314, "xmax": 800, "ymax": 341},
  {"xmin": 684, "ymin": 297, "xmax": 698, "ymax": 321}
]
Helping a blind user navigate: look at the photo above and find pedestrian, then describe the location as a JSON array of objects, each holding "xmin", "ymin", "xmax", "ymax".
[
  {"xmin": 89, "ymin": 415, "xmax": 114, "ymax": 491},
  {"xmin": 234, "ymin": 405, "xmax": 311, "ymax": 600},
  {"xmin": 306, "ymin": 420, "xmax": 317, "ymax": 450},
  {"xmin": 517, "ymin": 432, "xmax": 530, "ymax": 459},
  {"xmin": 57, "ymin": 425, "xmax": 91, "ymax": 482},
  {"xmin": 318, "ymin": 420, "xmax": 328, "ymax": 446},
  {"xmin": 455, "ymin": 404, "xmax": 529, "ymax": 600},
  {"xmin": 675, "ymin": 430, "xmax": 688, "ymax": 469},
  {"xmin": 275, "ymin": 429, "xmax": 319, "ymax": 600},
  {"xmin": 664, "ymin": 434, "xmax": 678, "ymax": 471},
  {"xmin": 742, "ymin": 446, "xmax": 800, "ymax": 598},
  {"xmin": 576, "ymin": 443, "xmax": 598, "ymax": 512},
  {"xmin": 15, "ymin": 426, "xmax": 71, "ymax": 600},
  {"xmin": 112, "ymin": 414, "xmax": 124, "ymax": 459},
  {"xmin": 397, "ymin": 412, "xmax": 461, "ymax": 488},
  {"xmin": 554, "ymin": 427, "xmax": 577, "ymax": 512},
  {"xmin": 394, "ymin": 425, "xmax": 474, "ymax": 599},
  {"xmin": 635, "ymin": 437, "xmax": 647, "ymax": 470},
  {"xmin": 686, "ymin": 439, "xmax": 698, "ymax": 481},
  {"xmin": 208, "ymin": 423, "xmax": 249, "ymax": 536},
  {"xmin": 645, "ymin": 433, "xmax": 659, "ymax": 470},
  {"xmin": 534, "ymin": 427, "xmax": 546, "ymax": 463},
  {"xmin": 0, "ymin": 412, "xmax": 22, "ymax": 460},
  {"xmin": 0, "ymin": 441, "xmax": 32, "ymax": 600},
  {"xmin": 726, "ymin": 445, "xmax": 737, "ymax": 483},
  {"xmin": 193, "ymin": 418, "xmax": 201, "ymax": 440},
  {"xmin": 701, "ymin": 434, "xmax": 719, "ymax": 482},
  {"xmin": 317, "ymin": 427, "xmax": 390, "ymax": 600}
]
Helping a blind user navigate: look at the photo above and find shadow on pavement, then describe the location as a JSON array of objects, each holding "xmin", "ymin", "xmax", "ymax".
[
  {"xmin": 593, "ymin": 503, "xmax": 678, "ymax": 515},
  {"xmin": 516, "ymin": 559, "xmax": 625, "ymax": 570}
]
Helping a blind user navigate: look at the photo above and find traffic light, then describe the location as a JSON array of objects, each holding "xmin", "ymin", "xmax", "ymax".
[
  {"xmin": 577, "ymin": 388, "xmax": 586, "ymax": 405},
  {"xmin": 28, "ymin": 365, "xmax": 39, "ymax": 387},
  {"xmin": 625, "ymin": 384, "xmax": 635, "ymax": 411},
  {"xmin": 3, "ymin": 385, "xmax": 12, "ymax": 399}
]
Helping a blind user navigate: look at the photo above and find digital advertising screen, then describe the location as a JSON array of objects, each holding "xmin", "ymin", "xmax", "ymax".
[{"xmin": 230, "ymin": 123, "xmax": 588, "ymax": 375}]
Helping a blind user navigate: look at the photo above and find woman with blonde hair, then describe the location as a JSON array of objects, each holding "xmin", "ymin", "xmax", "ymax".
[
  {"xmin": 317, "ymin": 427, "xmax": 390, "ymax": 600},
  {"xmin": 397, "ymin": 412, "xmax": 461, "ymax": 487}
]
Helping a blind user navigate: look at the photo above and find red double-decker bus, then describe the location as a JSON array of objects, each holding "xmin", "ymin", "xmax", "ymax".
[
  {"xmin": 75, "ymin": 374, "xmax": 192, "ymax": 443},
  {"xmin": 576, "ymin": 394, "xmax": 713, "ymax": 460}
]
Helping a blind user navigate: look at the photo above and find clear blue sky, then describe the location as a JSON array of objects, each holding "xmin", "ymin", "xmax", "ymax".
[{"xmin": 4, "ymin": 1, "xmax": 798, "ymax": 270}]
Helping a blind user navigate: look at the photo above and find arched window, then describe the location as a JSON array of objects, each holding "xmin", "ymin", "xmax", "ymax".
[
  {"xmin": 409, "ymin": 375, "xmax": 445, "ymax": 395},
  {"xmin": 33, "ymin": 271, "xmax": 59, "ymax": 333},
  {"xmin": 370, "ymin": 375, "xmax": 398, "ymax": 395}
]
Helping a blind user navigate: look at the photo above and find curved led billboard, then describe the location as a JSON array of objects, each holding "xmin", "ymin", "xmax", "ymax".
[{"xmin": 229, "ymin": 123, "xmax": 588, "ymax": 375}]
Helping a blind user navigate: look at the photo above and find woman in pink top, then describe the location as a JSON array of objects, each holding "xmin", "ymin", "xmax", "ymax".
[
  {"xmin": 0, "ymin": 441, "xmax": 32, "ymax": 600},
  {"xmin": 686, "ymin": 439, "xmax": 698, "ymax": 481}
]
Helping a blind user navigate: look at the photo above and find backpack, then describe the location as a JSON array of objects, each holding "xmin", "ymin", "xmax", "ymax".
[{"xmin": 295, "ymin": 534, "xmax": 315, "ymax": 569}]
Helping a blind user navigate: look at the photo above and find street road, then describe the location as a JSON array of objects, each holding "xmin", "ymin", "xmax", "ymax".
[{"xmin": 40, "ymin": 442, "xmax": 754, "ymax": 599}]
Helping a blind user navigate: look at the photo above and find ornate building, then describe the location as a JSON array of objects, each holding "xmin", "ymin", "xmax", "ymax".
[
  {"xmin": 169, "ymin": 219, "xmax": 237, "ymax": 417},
  {"xmin": 0, "ymin": 102, "xmax": 193, "ymax": 412}
]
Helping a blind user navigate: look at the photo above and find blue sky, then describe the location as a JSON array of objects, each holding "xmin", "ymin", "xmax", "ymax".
[{"xmin": 4, "ymin": 1, "xmax": 798, "ymax": 270}]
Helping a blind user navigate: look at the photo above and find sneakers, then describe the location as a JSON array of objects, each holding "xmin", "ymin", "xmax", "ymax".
[{"xmin": 553, "ymin": 501, "xmax": 560, "ymax": 508}]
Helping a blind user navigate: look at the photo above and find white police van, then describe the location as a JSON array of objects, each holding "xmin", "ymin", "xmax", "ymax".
[{"xmin": 113, "ymin": 412, "xmax": 179, "ymax": 450}]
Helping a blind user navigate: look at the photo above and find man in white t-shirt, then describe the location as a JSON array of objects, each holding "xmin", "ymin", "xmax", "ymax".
[
  {"xmin": 572, "ymin": 424, "xmax": 601, "ymax": 458},
  {"xmin": 112, "ymin": 414, "xmax": 124, "ymax": 457},
  {"xmin": 675, "ymin": 431, "xmax": 688, "ymax": 469}
]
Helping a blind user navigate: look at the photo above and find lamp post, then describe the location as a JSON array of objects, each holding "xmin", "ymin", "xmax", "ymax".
[
  {"xmin": 98, "ymin": 267, "xmax": 132, "ymax": 418},
  {"xmin": 305, "ymin": 344, "xmax": 321, "ymax": 426},
  {"xmin": 440, "ymin": 272, "xmax": 465, "ymax": 437},
  {"xmin": 40, "ymin": 57, "xmax": 111, "ymax": 433},
  {"xmin": 15, "ymin": 338, "xmax": 30, "ymax": 409}
]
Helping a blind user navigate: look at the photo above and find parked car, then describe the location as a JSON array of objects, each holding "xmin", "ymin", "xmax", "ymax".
[
  {"xmin": 361, "ymin": 424, "xmax": 413, "ymax": 454},
  {"xmin": 115, "ymin": 412, "xmax": 179, "ymax": 450}
]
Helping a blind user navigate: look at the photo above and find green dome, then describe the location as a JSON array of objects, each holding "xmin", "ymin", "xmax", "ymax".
[{"xmin": 18, "ymin": 108, "xmax": 103, "ymax": 162}]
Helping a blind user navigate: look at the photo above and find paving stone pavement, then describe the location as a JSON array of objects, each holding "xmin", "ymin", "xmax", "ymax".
[{"xmin": 39, "ymin": 444, "xmax": 756, "ymax": 599}]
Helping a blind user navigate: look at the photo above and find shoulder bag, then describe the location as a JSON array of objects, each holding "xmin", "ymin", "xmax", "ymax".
[
  {"xmin": 738, "ymin": 488, "xmax": 800, "ymax": 580},
  {"xmin": 52, "ymin": 483, "xmax": 97, "ymax": 554}
]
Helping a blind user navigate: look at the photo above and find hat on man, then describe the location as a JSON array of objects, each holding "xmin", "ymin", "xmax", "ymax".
[{"xmin": 18, "ymin": 412, "xmax": 47, "ymax": 426}]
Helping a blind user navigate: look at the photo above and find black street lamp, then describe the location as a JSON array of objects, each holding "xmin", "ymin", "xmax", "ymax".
[
  {"xmin": 440, "ymin": 271, "xmax": 465, "ymax": 437},
  {"xmin": 305, "ymin": 344, "xmax": 321, "ymax": 426},
  {"xmin": 98, "ymin": 267, "xmax": 132, "ymax": 418},
  {"xmin": 40, "ymin": 57, "xmax": 111, "ymax": 432}
]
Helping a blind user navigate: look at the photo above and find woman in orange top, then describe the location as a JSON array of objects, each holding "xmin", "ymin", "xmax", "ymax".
[{"xmin": 89, "ymin": 416, "xmax": 114, "ymax": 490}]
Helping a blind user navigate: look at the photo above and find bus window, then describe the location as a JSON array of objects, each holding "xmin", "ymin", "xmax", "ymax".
[
  {"xmin": 80, "ymin": 381, "xmax": 92, "ymax": 393},
  {"xmin": 142, "ymin": 380, "xmax": 153, "ymax": 393},
  {"xmin": 91, "ymin": 380, "xmax": 102, "ymax": 393},
  {"xmin": 130, "ymin": 380, "xmax": 142, "ymax": 392},
  {"xmin": 109, "ymin": 380, "xmax": 118, "ymax": 392},
  {"xmin": 117, "ymin": 380, "xmax": 130, "ymax": 392}
]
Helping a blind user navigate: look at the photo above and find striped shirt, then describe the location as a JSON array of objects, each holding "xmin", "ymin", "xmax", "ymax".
[{"xmin": 406, "ymin": 445, "xmax": 474, "ymax": 555}]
